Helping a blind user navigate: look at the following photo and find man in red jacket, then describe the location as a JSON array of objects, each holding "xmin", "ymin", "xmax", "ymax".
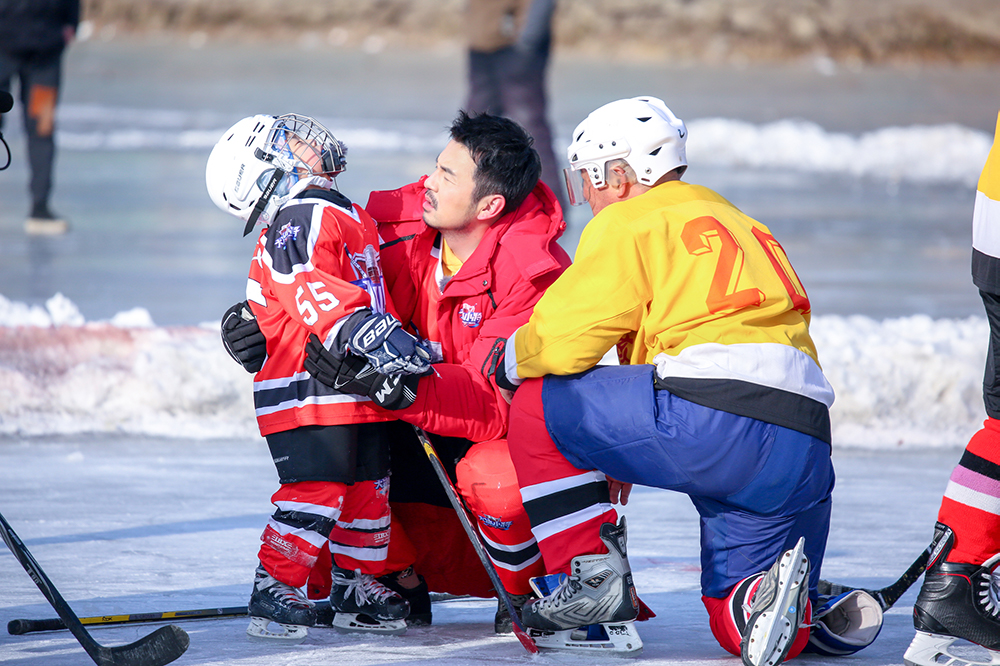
[{"xmin": 224, "ymin": 112, "xmax": 571, "ymax": 631}]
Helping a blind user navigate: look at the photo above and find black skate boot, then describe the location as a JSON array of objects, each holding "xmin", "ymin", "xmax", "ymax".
[
  {"xmin": 246, "ymin": 564, "xmax": 317, "ymax": 642},
  {"xmin": 904, "ymin": 522, "xmax": 1000, "ymax": 666},
  {"xmin": 521, "ymin": 517, "xmax": 642, "ymax": 653},
  {"xmin": 378, "ymin": 566, "xmax": 431, "ymax": 626},
  {"xmin": 494, "ymin": 592, "xmax": 533, "ymax": 634},
  {"xmin": 330, "ymin": 566, "xmax": 410, "ymax": 635}
]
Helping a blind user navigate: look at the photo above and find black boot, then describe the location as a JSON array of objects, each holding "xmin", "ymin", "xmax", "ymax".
[
  {"xmin": 493, "ymin": 592, "xmax": 533, "ymax": 634},
  {"xmin": 904, "ymin": 522, "xmax": 1000, "ymax": 666},
  {"xmin": 378, "ymin": 567, "xmax": 431, "ymax": 625}
]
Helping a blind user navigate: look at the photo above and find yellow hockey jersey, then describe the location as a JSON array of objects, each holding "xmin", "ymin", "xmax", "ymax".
[{"xmin": 510, "ymin": 180, "xmax": 835, "ymax": 441}]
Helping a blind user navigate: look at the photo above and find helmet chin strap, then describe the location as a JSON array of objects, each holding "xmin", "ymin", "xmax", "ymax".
[
  {"xmin": 244, "ymin": 167, "xmax": 286, "ymax": 236},
  {"xmin": 243, "ymin": 173, "xmax": 335, "ymax": 237}
]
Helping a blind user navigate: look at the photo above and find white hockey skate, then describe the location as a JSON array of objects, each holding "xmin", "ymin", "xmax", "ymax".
[
  {"xmin": 741, "ymin": 537, "xmax": 810, "ymax": 666},
  {"xmin": 329, "ymin": 566, "xmax": 409, "ymax": 636},
  {"xmin": 246, "ymin": 565, "xmax": 316, "ymax": 643},
  {"xmin": 903, "ymin": 523, "xmax": 1000, "ymax": 666},
  {"xmin": 521, "ymin": 518, "xmax": 642, "ymax": 655}
]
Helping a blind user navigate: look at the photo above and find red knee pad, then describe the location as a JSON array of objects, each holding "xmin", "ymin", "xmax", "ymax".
[{"xmin": 704, "ymin": 575, "xmax": 812, "ymax": 660}]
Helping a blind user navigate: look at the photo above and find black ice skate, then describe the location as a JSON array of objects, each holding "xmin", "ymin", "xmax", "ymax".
[
  {"xmin": 330, "ymin": 566, "xmax": 410, "ymax": 635},
  {"xmin": 521, "ymin": 517, "xmax": 642, "ymax": 654},
  {"xmin": 741, "ymin": 537, "xmax": 810, "ymax": 666},
  {"xmin": 494, "ymin": 592, "xmax": 533, "ymax": 634},
  {"xmin": 904, "ymin": 522, "xmax": 1000, "ymax": 666},
  {"xmin": 246, "ymin": 564, "xmax": 317, "ymax": 642},
  {"xmin": 378, "ymin": 566, "xmax": 431, "ymax": 626}
]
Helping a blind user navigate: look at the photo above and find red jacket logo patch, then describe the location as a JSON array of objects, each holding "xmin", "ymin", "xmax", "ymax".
[{"xmin": 459, "ymin": 303, "xmax": 483, "ymax": 328}]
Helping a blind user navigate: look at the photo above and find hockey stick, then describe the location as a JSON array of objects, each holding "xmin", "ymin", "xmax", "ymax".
[
  {"xmin": 0, "ymin": 511, "xmax": 189, "ymax": 666},
  {"xmin": 817, "ymin": 524, "xmax": 951, "ymax": 611},
  {"xmin": 9, "ymin": 605, "xmax": 249, "ymax": 635},
  {"xmin": 411, "ymin": 425, "xmax": 539, "ymax": 654},
  {"xmin": 9, "ymin": 594, "xmax": 472, "ymax": 635}
]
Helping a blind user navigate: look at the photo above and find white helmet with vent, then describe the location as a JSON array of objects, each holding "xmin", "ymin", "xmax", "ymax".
[
  {"xmin": 205, "ymin": 113, "xmax": 347, "ymax": 235},
  {"xmin": 563, "ymin": 96, "xmax": 687, "ymax": 205}
]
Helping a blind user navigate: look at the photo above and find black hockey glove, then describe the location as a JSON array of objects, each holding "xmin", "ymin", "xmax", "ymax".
[
  {"xmin": 305, "ymin": 334, "xmax": 420, "ymax": 410},
  {"xmin": 221, "ymin": 301, "xmax": 267, "ymax": 373},
  {"xmin": 346, "ymin": 310, "xmax": 433, "ymax": 376},
  {"xmin": 488, "ymin": 338, "xmax": 521, "ymax": 392}
]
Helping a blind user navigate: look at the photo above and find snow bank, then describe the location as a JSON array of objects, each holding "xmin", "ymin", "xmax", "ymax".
[{"xmin": 0, "ymin": 294, "xmax": 987, "ymax": 446}]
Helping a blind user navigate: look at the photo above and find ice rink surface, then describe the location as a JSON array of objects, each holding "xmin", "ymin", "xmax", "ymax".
[{"xmin": 0, "ymin": 437, "xmax": 987, "ymax": 666}]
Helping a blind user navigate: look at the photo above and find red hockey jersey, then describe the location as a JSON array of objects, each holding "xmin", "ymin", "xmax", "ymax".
[
  {"xmin": 247, "ymin": 187, "xmax": 396, "ymax": 436},
  {"xmin": 366, "ymin": 177, "xmax": 571, "ymax": 442}
]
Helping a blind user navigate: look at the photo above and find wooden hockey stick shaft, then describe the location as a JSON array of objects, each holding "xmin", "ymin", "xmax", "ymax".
[
  {"xmin": 0, "ymin": 511, "xmax": 189, "ymax": 666},
  {"xmin": 411, "ymin": 425, "xmax": 538, "ymax": 654}
]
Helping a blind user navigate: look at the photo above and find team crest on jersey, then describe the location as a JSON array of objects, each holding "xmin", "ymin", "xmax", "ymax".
[
  {"xmin": 374, "ymin": 476, "xmax": 389, "ymax": 497},
  {"xmin": 478, "ymin": 514, "xmax": 512, "ymax": 531},
  {"xmin": 459, "ymin": 302, "xmax": 483, "ymax": 328},
  {"xmin": 274, "ymin": 222, "xmax": 301, "ymax": 249}
]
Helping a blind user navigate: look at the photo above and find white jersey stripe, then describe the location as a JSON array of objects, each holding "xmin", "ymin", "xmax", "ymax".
[
  {"xmin": 519, "ymin": 470, "xmax": 607, "ymax": 504},
  {"xmin": 266, "ymin": 518, "xmax": 328, "ymax": 549},
  {"xmin": 530, "ymin": 503, "xmax": 614, "ymax": 542},
  {"xmin": 477, "ymin": 527, "xmax": 538, "ymax": 553},
  {"xmin": 273, "ymin": 500, "xmax": 342, "ymax": 520},
  {"xmin": 489, "ymin": 550, "xmax": 543, "ymax": 573},
  {"xmin": 972, "ymin": 191, "xmax": 1000, "ymax": 259},
  {"xmin": 329, "ymin": 543, "xmax": 388, "ymax": 561}
]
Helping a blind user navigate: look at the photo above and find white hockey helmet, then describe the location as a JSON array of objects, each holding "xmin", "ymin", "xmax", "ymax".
[
  {"xmin": 564, "ymin": 96, "xmax": 687, "ymax": 205},
  {"xmin": 205, "ymin": 113, "xmax": 347, "ymax": 235}
]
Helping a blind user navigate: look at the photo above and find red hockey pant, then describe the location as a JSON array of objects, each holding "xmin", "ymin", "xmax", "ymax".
[{"xmin": 381, "ymin": 438, "xmax": 546, "ymax": 596}]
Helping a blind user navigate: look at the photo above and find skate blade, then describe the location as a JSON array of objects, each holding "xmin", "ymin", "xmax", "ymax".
[
  {"xmin": 246, "ymin": 616, "xmax": 309, "ymax": 643},
  {"xmin": 904, "ymin": 631, "xmax": 1000, "ymax": 666},
  {"xmin": 529, "ymin": 621, "xmax": 643, "ymax": 655},
  {"xmin": 743, "ymin": 538, "xmax": 810, "ymax": 666},
  {"xmin": 331, "ymin": 612, "xmax": 407, "ymax": 636}
]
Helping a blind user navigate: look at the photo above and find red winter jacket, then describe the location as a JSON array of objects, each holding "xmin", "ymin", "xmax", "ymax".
[{"xmin": 366, "ymin": 176, "xmax": 571, "ymax": 442}]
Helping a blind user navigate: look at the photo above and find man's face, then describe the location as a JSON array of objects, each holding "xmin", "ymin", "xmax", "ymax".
[
  {"xmin": 582, "ymin": 168, "xmax": 618, "ymax": 216},
  {"xmin": 423, "ymin": 140, "xmax": 481, "ymax": 231}
]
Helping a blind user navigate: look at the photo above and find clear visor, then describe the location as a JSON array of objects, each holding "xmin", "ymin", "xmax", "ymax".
[{"xmin": 563, "ymin": 167, "xmax": 588, "ymax": 206}]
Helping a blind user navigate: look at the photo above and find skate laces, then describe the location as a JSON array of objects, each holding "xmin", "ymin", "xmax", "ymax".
[
  {"xmin": 537, "ymin": 575, "xmax": 583, "ymax": 610},
  {"xmin": 256, "ymin": 569, "xmax": 314, "ymax": 609},
  {"xmin": 978, "ymin": 553, "xmax": 1000, "ymax": 618},
  {"xmin": 334, "ymin": 568, "xmax": 398, "ymax": 607}
]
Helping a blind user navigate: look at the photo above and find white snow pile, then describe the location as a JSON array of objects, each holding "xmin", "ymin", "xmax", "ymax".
[{"xmin": 0, "ymin": 294, "xmax": 988, "ymax": 447}]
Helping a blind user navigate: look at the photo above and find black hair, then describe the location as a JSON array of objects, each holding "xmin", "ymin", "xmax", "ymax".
[{"xmin": 449, "ymin": 110, "xmax": 542, "ymax": 216}]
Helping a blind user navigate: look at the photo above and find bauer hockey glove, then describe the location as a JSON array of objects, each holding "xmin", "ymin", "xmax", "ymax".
[
  {"xmin": 305, "ymin": 334, "xmax": 420, "ymax": 410},
  {"xmin": 346, "ymin": 310, "xmax": 432, "ymax": 376},
  {"xmin": 221, "ymin": 301, "xmax": 267, "ymax": 373}
]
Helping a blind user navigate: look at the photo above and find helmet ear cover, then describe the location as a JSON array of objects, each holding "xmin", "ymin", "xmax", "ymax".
[{"xmin": 566, "ymin": 96, "xmax": 687, "ymax": 191}]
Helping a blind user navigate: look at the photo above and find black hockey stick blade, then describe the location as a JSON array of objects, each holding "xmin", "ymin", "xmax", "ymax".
[
  {"xmin": 9, "ymin": 605, "xmax": 249, "ymax": 635},
  {"xmin": 412, "ymin": 425, "xmax": 538, "ymax": 654},
  {"xmin": 817, "ymin": 524, "xmax": 952, "ymax": 611},
  {"xmin": 0, "ymin": 511, "xmax": 189, "ymax": 666}
]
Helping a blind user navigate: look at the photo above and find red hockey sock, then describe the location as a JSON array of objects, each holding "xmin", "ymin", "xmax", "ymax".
[
  {"xmin": 508, "ymin": 378, "xmax": 618, "ymax": 575},
  {"xmin": 937, "ymin": 418, "xmax": 1000, "ymax": 565}
]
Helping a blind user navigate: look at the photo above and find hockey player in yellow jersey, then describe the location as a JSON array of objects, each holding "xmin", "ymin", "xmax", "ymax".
[{"xmin": 496, "ymin": 96, "xmax": 881, "ymax": 661}]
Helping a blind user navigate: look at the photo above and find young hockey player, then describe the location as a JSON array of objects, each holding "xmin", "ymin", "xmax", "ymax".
[
  {"xmin": 221, "ymin": 112, "xmax": 571, "ymax": 633},
  {"xmin": 495, "ymin": 96, "xmax": 880, "ymax": 661},
  {"xmin": 206, "ymin": 113, "xmax": 431, "ymax": 641},
  {"xmin": 903, "ymin": 111, "xmax": 1000, "ymax": 666}
]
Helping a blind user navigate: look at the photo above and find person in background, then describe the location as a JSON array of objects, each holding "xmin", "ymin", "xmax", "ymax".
[
  {"xmin": 902, "ymin": 111, "xmax": 1000, "ymax": 666},
  {"xmin": 0, "ymin": 0, "xmax": 79, "ymax": 235},
  {"xmin": 465, "ymin": 0, "xmax": 567, "ymax": 212}
]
